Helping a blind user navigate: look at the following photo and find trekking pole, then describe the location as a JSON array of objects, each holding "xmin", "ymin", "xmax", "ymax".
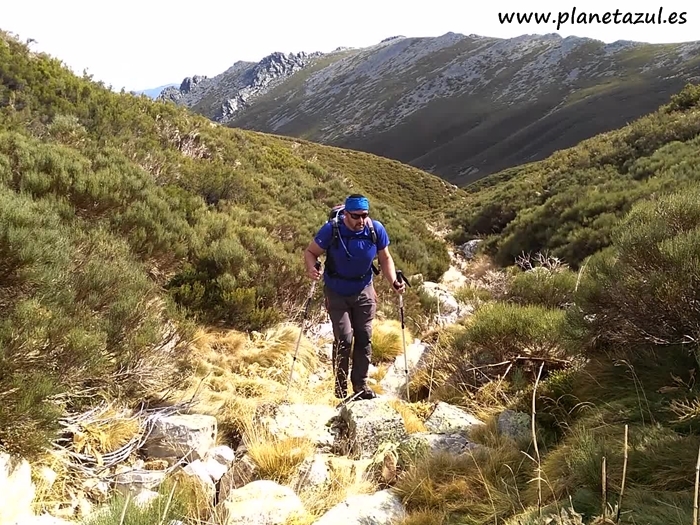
[
  {"xmin": 396, "ymin": 270, "xmax": 411, "ymax": 401},
  {"xmin": 286, "ymin": 260, "xmax": 322, "ymax": 398}
]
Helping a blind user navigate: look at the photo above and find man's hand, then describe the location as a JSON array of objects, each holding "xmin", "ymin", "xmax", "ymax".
[
  {"xmin": 392, "ymin": 278, "xmax": 406, "ymax": 294},
  {"xmin": 392, "ymin": 269, "xmax": 410, "ymax": 294},
  {"xmin": 308, "ymin": 260, "xmax": 322, "ymax": 280}
]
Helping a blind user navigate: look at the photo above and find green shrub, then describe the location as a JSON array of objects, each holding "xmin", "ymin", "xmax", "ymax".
[
  {"xmin": 567, "ymin": 186, "xmax": 700, "ymax": 357},
  {"xmin": 466, "ymin": 302, "xmax": 568, "ymax": 364},
  {"xmin": 409, "ymin": 304, "xmax": 568, "ymax": 403},
  {"xmin": 448, "ymin": 83, "xmax": 700, "ymax": 269},
  {"xmin": 0, "ymin": 188, "xmax": 182, "ymax": 456},
  {"xmin": 507, "ymin": 267, "xmax": 578, "ymax": 309},
  {"xmin": 454, "ymin": 283, "xmax": 493, "ymax": 303}
]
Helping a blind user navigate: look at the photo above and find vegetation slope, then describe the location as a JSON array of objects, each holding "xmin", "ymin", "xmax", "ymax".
[
  {"xmin": 389, "ymin": 84, "xmax": 700, "ymax": 525},
  {"xmin": 447, "ymin": 82, "xmax": 700, "ymax": 269},
  {"xmin": 0, "ymin": 30, "xmax": 463, "ymax": 457},
  {"xmin": 3, "ymin": 28, "xmax": 700, "ymax": 525}
]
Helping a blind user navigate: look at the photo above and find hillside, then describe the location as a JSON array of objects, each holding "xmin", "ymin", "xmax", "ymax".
[
  {"xmin": 446, "ymin": 81, "xmax": 700, "ymax": 268},
  {"xmin": 158, "ymin": 32, "xmax": 700, "ymax": 185},
  {"xmin": 0, "ymin": 29, "xmax": 464, "ymax": 457},
  {"xmin": 2, "ymin": 28, "xmax": 700, "ymax": 525}
]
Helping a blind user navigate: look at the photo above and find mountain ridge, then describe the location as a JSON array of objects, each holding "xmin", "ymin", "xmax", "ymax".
[{"xmin": 157, "ymin": 31, "xmax": 700, "ymax": 185}]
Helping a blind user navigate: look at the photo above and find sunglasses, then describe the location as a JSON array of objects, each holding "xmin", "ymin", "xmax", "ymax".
[{"xmin": 348, "ymin": 211, "xmax": 369, "ymax": 219}]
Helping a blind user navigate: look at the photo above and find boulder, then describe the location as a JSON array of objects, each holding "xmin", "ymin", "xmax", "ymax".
[
  {"xmin": 424, "ymin": 402, "xmax": 484, "ymax": 435},
  {"xmin": 142, "ymin": 413, "xmax": 217, "ymax": 460},
  {"xmin": 337, "ymin": 399, "xmax": 408, "ymax": 459},
  {"xmin": 312, "ymin": 489, "xmax": 405, "ymax": 524},
  {"xmin": 217, "ymin": 479, "xmax": 305, "ymax": 525}
]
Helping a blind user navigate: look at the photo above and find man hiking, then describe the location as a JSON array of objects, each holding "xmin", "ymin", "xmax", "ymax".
[{"xmin": 304, "ymin": 194, "xmax": 406, "ymax": 400}]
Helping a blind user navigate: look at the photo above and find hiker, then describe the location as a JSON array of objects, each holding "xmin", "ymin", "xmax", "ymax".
[{"xmin": 304, "ymin": 194, "xmax": 406, "ymax": 400}]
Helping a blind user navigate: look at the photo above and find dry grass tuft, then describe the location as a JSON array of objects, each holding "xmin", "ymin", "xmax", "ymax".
[
  {"xmin": 68, "ymin": 406, "xmax": 141, "ymax": 458},
  {"xmin": 167, "ymin": 469, "xmax": 216, "ymax": 522},
  {"xmin": 394, "ymin": 445, "xmax": 529, "ymax": 523},
  {"xmin": 242, "ymin": 423, "xmax": 315, "ymax": 485},
  {"xmin": 388, "ymin": 399, "xmax": 429, "ymax": 434},
  {"xmin": 190, "ymin": 323, "xmax": 318, "ymax": 379},
  {"xmin": 372, "ymin": 319, "xmax": 412, "ymax": 362},
  {"xmin": 397, "ymin": 509, "xmax": 447, "ymax": 525},
  {"xmin": 464, "ymin": 254, "xmax": 498, "ymax": 281},
  {"xmin": 288, "ymin": 458, "xmax": 378, "ymax": 525}
]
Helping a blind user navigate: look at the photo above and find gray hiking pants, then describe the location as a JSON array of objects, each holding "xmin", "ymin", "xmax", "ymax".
[{"xmin": 324, "ymin": 283, "xmax": 377, "ymax": 397}]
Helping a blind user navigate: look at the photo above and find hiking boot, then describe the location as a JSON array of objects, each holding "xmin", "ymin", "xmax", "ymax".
[{"xmin": 352, "ymin": 387, "xmax": 377, "ymax": 400}]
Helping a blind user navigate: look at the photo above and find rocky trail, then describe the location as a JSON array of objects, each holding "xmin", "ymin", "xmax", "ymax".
[{"xmin": 1, "ymin": 240, "xmax": 532, "ymax": 525}]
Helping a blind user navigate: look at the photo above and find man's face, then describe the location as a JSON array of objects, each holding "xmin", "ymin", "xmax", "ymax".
[{"xmin": 345, "ymin": 209, "xmax": 368, "ymax": 231}]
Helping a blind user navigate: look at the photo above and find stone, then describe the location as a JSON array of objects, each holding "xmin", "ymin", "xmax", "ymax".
[
  {"xmin": 424, "ymin": 402, "xmax": 484, "ymax": 435},
  {"xmin": 497, "ymin": 409, "xmax": 532, "ymax": 443},
  {"xmin": 142, "ymin": 413, "xmax": 217, "ymax": 460},
  {"xmin": 291, "ymin": 453, "xmax": 331, "ymax": 492},
  {"xmin": 257, "ymin": 404, "xmax": 336, "ymax": 450},
  {"xmin": 400, "ymin": 432, "xmax": 479, "ymax": 458},
  {"xmin": 312, "ymin": 489, "xmax": 405, "ymax": 525},
  {"xmin": 0, "ymin": 453, "xmax": 35, "ymax": 524},
  {"xmin": 379, "ymin": 339, "xmax": 428, "ymax": 399},
  {"xmin": 114, "ymin": 468, "xmax": 167, "ymax": 495},
  {"xmin": 219, "ymin": 454, "xmax": 259, "ymax": 501},
  {"xmin": 338, "ymin": 399, "xmax": 408, "ymax": 459},
  {"xmin": 217, "ymin": 479, "xmax": 305, "ymax": 525}
]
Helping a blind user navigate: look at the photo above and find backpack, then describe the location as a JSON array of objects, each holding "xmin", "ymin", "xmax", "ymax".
[{"xmin": 325, "ymin": 204, "xmax": 380, "ymax": 280}]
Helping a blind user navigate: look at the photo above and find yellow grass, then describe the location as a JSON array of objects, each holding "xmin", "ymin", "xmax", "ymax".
[
  {"xmin": 372, "ymin": 319, "xmax": 412, "ymax": 362},
  {"xmin": 69, "ymin": 406, "xmax": 141, "ymax": 459},
  {"xmin": 241, "ymin": 422, "xmax": 315, "ymax": 485},
  {"xmin": 388, "ymin": 399, "xmax": 428, "ymax": 434},
  {"xmin": 287, "ymin": 458, "xmax": 378, "ymax": 525}
]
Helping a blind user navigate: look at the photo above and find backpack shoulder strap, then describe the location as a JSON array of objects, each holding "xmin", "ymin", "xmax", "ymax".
[{"xmin": 368, "ymin": 219, "xmax": 377, "ymax": 245}]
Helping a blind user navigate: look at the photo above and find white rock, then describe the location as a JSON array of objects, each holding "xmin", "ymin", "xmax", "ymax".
[
  {"xmin": 257, "ymin": 404, "xmax": 336, "ymax": 450},
  {"xmin": 203, "ymin": 457, "xmax": 229, "ymax": 482},
  {"xmin": 142, "ymin": 413, "xmax": 217, "ymax": 460},
  {"xmin": 0, "ymin": 453, "xmax": 35, "ymax": 524},
  {"xmin": 312, "ymin": 489, "xmax": 406, "ymax": 524},
  {"xmin": 218, "ymin": 479, "xmax": 305, "ymax": 525},
  {"xmin": 378, "ymin": 339, "xmax": 427, "ymax": 399},
  {"xmin": 292, "ymin": 454, "xmax": 331, "ymax": 492},
  {"xmin": 183, "ymin": 460, "xmax": 216, "ymax": 499},
  {"xmin": 424, "ymin": 402, "xmax": 484, "ymax": 435},
  {"xmin": 205, "ymin": 445, "xmax": 236, "ymax": 467}
]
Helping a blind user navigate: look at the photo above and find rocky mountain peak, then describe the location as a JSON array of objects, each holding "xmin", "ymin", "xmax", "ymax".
[
  {"xmin": 158, "ymin": 32, "xmax": 700, "ymax": 184},
  {"xmin": 180, "ymin": 74, "xmax": 207, "ymax": 94},
  {"xmin": 157, "ymin": 50, "xmax": 323, "ymax": 121}
]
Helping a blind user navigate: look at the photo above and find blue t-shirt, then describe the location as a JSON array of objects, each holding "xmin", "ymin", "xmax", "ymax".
[{"xmin": 314, "ymin": 217, "xmax": 390, "ymax": 296}]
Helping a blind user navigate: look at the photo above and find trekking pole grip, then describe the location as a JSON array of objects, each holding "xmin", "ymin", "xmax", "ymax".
[{"xmin": 396, "ymin": 270, "xmax": 411, "ymax": 287}]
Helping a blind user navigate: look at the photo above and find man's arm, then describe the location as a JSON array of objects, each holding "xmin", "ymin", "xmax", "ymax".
[
  {"xmin": 377, "ymin": 247, "xmax": 404, "ymax": 291},
  {"xmin": 304, "ymin": 241, "xmax": 325, "ymax": 280}
]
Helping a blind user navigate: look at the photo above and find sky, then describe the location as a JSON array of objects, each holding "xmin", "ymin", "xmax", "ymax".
[{"xmin": 2, "ymin": 0, "xmax": 697, "ymax": 92}]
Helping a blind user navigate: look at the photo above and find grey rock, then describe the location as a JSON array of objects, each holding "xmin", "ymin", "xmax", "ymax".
[
  {"xmin": 312, "ymin": 489, "xmax": 406, "ymax": 525},
  {"xmin": 142, "ymin": 413, "xmax": 217, "ymax": 460},
  {"xmin": 337, "ymin": 399, "xmax": 408, "ymax": 459},
  {"xmin": 424, "ymin": 402, "xmax": 484, "ymax": 435},
  {"xmin": 219, "ymin": 454, "xmax": 259, "ymax": 501},
  {"xmin": 217, "ymin": 479, "xmax": 305, "ymax": 525},
  {"xmin": 401, "ymin": 432, "xmax": 480, "ymax": 457},
  {"xmin": 256, "ymin": 403, "xmax": 337, "ymax": 450},
  {"xmin": 498, "ymin": 409, "xmax": 532, "ymax": 443}
]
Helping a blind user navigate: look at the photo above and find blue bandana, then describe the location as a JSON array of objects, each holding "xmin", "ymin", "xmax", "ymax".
[{"xmin": 345, "ymin": 196, "xmax": 369, "ymax": 211}]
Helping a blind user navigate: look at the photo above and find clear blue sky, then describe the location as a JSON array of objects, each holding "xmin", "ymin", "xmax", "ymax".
[{"xmin": 3, "ymin": 0, "xmax": 697, "ymax": 92}]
